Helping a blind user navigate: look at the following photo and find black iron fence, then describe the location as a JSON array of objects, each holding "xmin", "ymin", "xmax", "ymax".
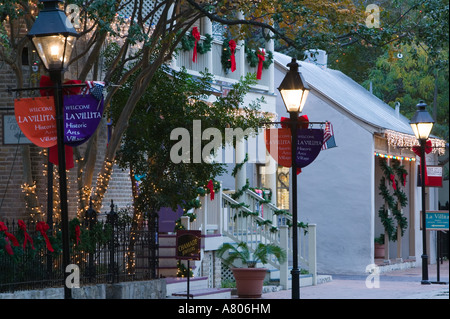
[{"xmin": 0, "ymin": 201, "xmax": 158, "ymax": 293}]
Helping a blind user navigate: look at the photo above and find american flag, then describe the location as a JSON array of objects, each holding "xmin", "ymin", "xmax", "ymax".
[
  {"xmin": 322, "ymin": 121, "xmax": 337, "ymax": 150},
  {"xmin": 84, "ymin": 81, "xmax": 105, "ymax": 101}
]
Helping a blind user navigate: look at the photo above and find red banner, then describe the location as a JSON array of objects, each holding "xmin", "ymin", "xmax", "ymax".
[
  {"xmin": 14, "ymin": 97, "xmax": 57, "ymax": 148},
  {"xmin": 264, "ymin": 128, "xmax": 292, "ymax": 167}
]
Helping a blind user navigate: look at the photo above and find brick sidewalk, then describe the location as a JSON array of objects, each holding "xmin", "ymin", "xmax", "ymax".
[{"xmin": 261, "ymin": 260, "xmax": 449, "ymax": 299}]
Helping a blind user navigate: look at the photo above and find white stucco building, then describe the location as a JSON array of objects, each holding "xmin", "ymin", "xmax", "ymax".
[{"xmin": 270, "ymin": 51, "xmax": 446, "ymax": 275}]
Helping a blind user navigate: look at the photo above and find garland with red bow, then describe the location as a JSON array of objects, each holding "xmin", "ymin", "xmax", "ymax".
[
  {"xmin": 181, "ymin": 28, "xmax": 212, "ymax": 63},
  {"xmin": 412, "ymin": 140, "xmax": 432, "ymax": 186},
  {"xmin": 18, "ymin": 220, "xmax": 34, "ymax": 250},
  {"xmin": 0, "ymin": 222, "xmax": 20, "ymax": 255},
  {"xmin": 36, "ymin": 221, "xmax": 54, "ymax": 252}
]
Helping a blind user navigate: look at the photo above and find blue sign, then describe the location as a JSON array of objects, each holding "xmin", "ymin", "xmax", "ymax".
[{"xmin": 425, "ymin": 211, "xmax": 449, "ymax": 230}]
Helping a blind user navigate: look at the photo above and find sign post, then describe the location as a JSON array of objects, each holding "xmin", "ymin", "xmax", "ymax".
[
  {"xmin": 176, "ymin": 230, "xmax": 201, "ymax": 299},
  {"xmin": 421, "ymin": 211, "xmax": 449, "ymax": 284}
]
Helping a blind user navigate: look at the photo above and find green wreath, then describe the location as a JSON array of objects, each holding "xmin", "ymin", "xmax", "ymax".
[
  {"xmin": 181, "ymin": 33, "xmax": 213, "ymax": 54},
  {"xmin": 245, "ymin": 46, "xmax": 273, "ymax": 69}
]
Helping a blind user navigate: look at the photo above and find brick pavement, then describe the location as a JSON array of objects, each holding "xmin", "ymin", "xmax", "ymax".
[{"xmin": 261, "ymin": 260, "xmax": 449, "ymax": 299}]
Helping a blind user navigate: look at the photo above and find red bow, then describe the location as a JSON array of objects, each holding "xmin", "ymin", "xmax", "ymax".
[
  {"xmin": 18, "ymin": 220, "xmax": 34, "ymax": 250},
  {"xmin": 0, "ymin": 222, "xmax": 20, "ymax": 255},
  {"xmin": 75, "ymin": 225, "xmax": 81, "ymax": 246},
  {"xmin": 390, "ymin": 174, "xmax": 397, "ymax": 190},
  {"xmin": 257, "ymin": 49, "xmax": 265, "ymax": 80},
  {"xmin": 412, "ymin": 140, "xmax": 432, "ymax": 186},
  {"xmin": 229, "ymin": 40, "xmax": 237, "ymax": 72},
  {"xmin": 207, "ymin": 179, "xmax": 215, "ymax": 201},
  {"xmin": 39, "ymin": 75, "xmax": 82, "ymax": 96},
  {"xmin": 192, "ymin": 27, "xmax": 201, "ymax": 63},
  {"xmin": 280, "ymin": 115, "xmax": 309, "ymax": 129},
  {"xmin": 36, "ymin": 221, "xmax": 54, "ymax": 252},
  {"xmin": 280, "ymin": 115, "xmax": 309, "ymax": 175}
]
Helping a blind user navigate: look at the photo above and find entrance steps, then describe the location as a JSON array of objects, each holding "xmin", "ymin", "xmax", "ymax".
[{"xmin": 165, "ymin": 276, "xmax": 232, "ymax": 299}]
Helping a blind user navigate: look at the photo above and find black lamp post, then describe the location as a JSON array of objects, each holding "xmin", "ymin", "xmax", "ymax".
[
  {"xmin": 27, "ymin": 0, "xmax": 79, "ymax": 299},
  {"xmin": 278, "ymin": 58, "xmax": 310, "ymax": 299},
  {"xmin": 409, "ymin": 100, "xmax": 434, "ymax": 285}
]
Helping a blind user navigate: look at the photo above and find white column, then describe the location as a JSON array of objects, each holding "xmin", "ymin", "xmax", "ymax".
[
  {"xmin": 237, "ymin": 11, "xmax": 245, "ymax": 78},
  {"xmin": 203, "ymin": 17, "xmax": 213, "ymax": 73},
  {"xmin": 265, "ymin": 32, "xmax": 274, "ymax": 94},
  {"xmin": 308, "ymin": 224, "xmax": 317, "ymax": 285}
]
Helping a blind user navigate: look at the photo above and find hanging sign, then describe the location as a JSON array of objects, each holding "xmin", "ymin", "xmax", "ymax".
[
  {"xmin": 14, "ymin": 97, "xmax": 57, "ymax": 148},
  {"xmin": 176, "ymin": 230, "xmax": 201, "ymax": 260},
  {"xmin": 295, "ymin": 129, "xmax": 323, "ymax": 168},
  {"xmin": 264, "ymin": 128, "xmax": 323, "ymax": 168},
  {"xmin": 417, "ymin": 165, "xmax": 443, "ymax": 187},
  {"xmin": 264, "ymin": 128, "xmax": 292, "ymax": 167},
  {"xmin": 64, "ymin": 94, "xmax": 104, "ymax": 146}
]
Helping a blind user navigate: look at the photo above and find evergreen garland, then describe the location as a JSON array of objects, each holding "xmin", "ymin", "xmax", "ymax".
[
  {"xmin": 173, "ymin": 179, "xmax": 220, "ymax": 231},
  {"xmin": 181, "ymin": 33, "xmax": 213, "ymax": 54},
  {"xmin": 377, "ymin": 158, "xmax": 409, "ymax": 241}
]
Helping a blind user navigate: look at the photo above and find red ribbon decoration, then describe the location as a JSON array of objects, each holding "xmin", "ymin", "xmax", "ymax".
[
  {"xmin": 280, "ymin": 115, "xmax": 309, "ymax": 175},
  {"xmin": 0, "ymin": 222, "xmax": 19, "ymax": 255},
  {"xmin": 257, "ymin": 49, "xmax": 265, "ymax": 80},
  {"xmin": 412, "ymin": 140, "xmax": 432, "ymax": 186},
  {"xmin": 280, "ymin": 115, "xmax": 309, "ymax": 129},
  {"xmin": 207, "ymin": 179, "xmax": 215, "ymax": 201},
  {"xmin": 390, "ymin": 174, "xmax": 397, "ymax": 190},
  {"xmin": 36, "ymin": 221, "xmax": 54, "ymax": 252},
  {"xmin": 229, "ymin": 40, "xmax": 237, "ymax": 72},
  {"xmin": 75, "ymin": 225, "xmax": 81, "ymax": 246},
  {"xmin": 18, "ymin": 220, "xmax": 34, "ymax": 250},
  {"xmin": 403, "ymin": 173, "xmax": 407, "ymax": 187},
  {"xmin": 192, "ymin": 27, "xmax": 201, "ymax": 63},
  {"xmin": 39, "ymin": 75, "xmax": 82, "ymax": 97}
]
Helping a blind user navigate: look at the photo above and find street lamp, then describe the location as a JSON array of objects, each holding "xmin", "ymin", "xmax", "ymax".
[
  {"xmin": 410, "ymin": 100, "xmax": 434, "ymax": 285},
  {"xmin": 278, "ymin": 58, "xmax": 310, "ymax": 299},
  {"xmin": 27, "ymin": 0, "xmax": 79, "ymax": 299}
]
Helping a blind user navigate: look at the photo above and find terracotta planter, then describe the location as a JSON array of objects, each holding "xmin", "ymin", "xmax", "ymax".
[
  {"xmin": 232, "ymin": 268, "xmax": 267, "ymax": 298},
  {"xmin": 375, "ymin": 243, "xmax": 385, "ymax": 259}
]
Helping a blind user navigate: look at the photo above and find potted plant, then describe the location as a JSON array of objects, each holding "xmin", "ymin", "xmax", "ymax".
[
  {"xmin": 374, "ymin": 233, "xmax": 385, "ymax": 259},
  {"xmin": 217, "ymin": 241, "xmax": 286, "ymax": 298}
]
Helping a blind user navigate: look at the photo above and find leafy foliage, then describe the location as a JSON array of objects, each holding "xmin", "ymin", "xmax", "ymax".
[
  {"xmin": 112, "ymin": 64, "xmax": 269, "ymax": 214},
  {"xmin": 363, "ymin": 44, "xmax": 448, "ymax": 140},
  {"xmin": 217, "ymin": 241, "xmax": 286, "ymax": 268}
]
